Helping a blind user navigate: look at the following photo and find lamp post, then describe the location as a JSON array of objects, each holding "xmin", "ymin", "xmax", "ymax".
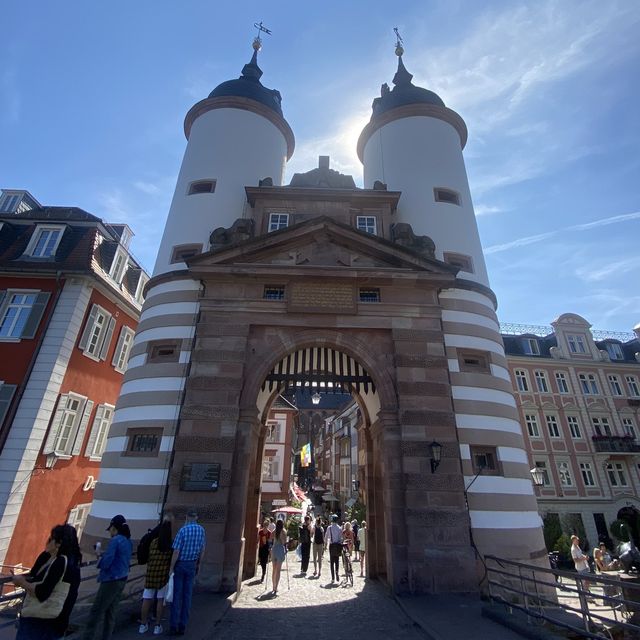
[
  {"xmin": 311, "ymin": 392, "xmax": 321, "ymax": 405},
  {"xmin": 429, "ymin": 440, "xmax": 442, "ymax": 473},
  {"xmin": 530, "ymin": 467, "xmax": 546, "ymax": 487}
]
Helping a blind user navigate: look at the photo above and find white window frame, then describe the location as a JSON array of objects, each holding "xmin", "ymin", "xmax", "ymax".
[
  {"xmin": 555, "ymin": 372, "xmax": 570, "ymax": 394},
  {"xmin": 525, "ymin": 414, "xmax": 540, "ymax": 438},
  {"xmin": 268, "ymin": 213, "xmax": 289, "ymax": 232},
  {"xmin": 110, "ymin": 248, "xmax": 129, "ymax": 284},
  {"xmin": 567, "ymin": 333, "xmax": 587, "ymax": 354},
  {"xmin": 626, "ymin": 376, "xmax": 640, "ymax": 397},
  {"xmin": 592, "ymin": 416, "xmax": 612, "ymax": 436},
  {"xmin": 67, "ymin": 502, "xmax": 92, "ymax": 541},
  {"xmin": 622, "ymin": 417, "xmax": 637, "ymax": 440},
  {"xmin": 608, "ymin": 374, "xmax": 623, "ymax": 396},
  {"xmin": 534, "ymin": 370, "xmax": 549, "ymax": 393},
  {"xmin": 606, "ymin": 343, "xmax": 624, "ymax": 360},
  {"xmin": 580, "ymin": 462, "xmax": 596, "ymax": 487},
  {"xmin": 44, "ymin": 392, "xmax": 93, "ymax": 457},
  {"xmin": 79, "ymin": 304, "xmax": 116, "ymax": 361},
  {"xmin": 135, "ymin": 273, "xmax": 149, "ymax": 304},
  {"xmin": 0, "ymin": 290, "xmax": 39, "ymax": 339},
  {"xmin": 578, "ymin": 373, "xmax": 599, "ymax": 395},
  {"xmin": 262, "ymin": 455, "xmax": 280, "ymax": 481},
  {"xmin": 24, "ymin": 224, "xmax": 65, "ymax": 258},
  {"xmin": 265, "ymin": 419, "xmax": 284, "ymax": 443},
  {"xmin": 558, "ymin": 461, "xmax": 573, "ymax": 486},
  {"xmin": 606, "ymin": 462, "xmax": 628, "ymax": 487},
  {"xmin": 85, "ymin": 403, "xmax": 115, "ymax": 460},
  {"xmin": 112, "ymin": 326, "xmax": 135, "ymax": 373},
  {"xmin": 567, "ymin": 415, "xmax": 582, "ymax": 439},
  {"xmin": 356, "ymin": 215, "xmax": 377, "ymax": 235},
  {"xmin": 545, "ymin": 414, "xmax": 561, "ymax": 438},
  {"xmin": 515, "ymin": 369, "xmax": 529, "ymax": 392},
  {"xmin": 523, "ymin": 338, "xmax": 540, "ymax": 355}
]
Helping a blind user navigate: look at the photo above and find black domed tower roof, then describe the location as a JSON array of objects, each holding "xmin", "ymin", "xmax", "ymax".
[
  {"xmin": 209, "ymin": 48, "xmax": 283, "ymax": 116},
  {"xmin": 372, "ymin": 55, "xmax": 445, "ymax": 117}
]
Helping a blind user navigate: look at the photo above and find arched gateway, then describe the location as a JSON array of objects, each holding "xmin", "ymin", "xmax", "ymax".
[{"xmin": 83, "ymin": 39, "xmax": 546, "ymax": 594}]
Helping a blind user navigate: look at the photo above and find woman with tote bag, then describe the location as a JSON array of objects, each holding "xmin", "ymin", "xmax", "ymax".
[{"xmin": 12, "ymin": 524, "xmax": 82, "ymax": 640}]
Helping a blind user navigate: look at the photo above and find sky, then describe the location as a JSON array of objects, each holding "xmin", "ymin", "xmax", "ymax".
[{"xmin": 1, "ymin": 1, "xmax": 639, "ymax": 333}]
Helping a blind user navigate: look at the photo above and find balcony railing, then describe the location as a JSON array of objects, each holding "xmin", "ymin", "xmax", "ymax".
[{"xmin": 592, "ymin": 435, "xmax": 640, "ymax": 453}]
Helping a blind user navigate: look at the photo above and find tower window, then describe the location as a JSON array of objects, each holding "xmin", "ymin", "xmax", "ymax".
[
  {"xmin": 356, "ymin": 216, "xmax": 377, "ymax": 235},
  {"xmin": 188, "ymin": 180, "xmax": 216, "ymax": 195},
  {"xmin": 264, "ymin": 285, "xmax": 285, "ymax": 301},
  {"xmin": 125, "ymin": 428, "xmax": 162, "ymax": 457},
  {"xmin": 434, "ymin": 188, "xmax": 461, "ymax": 206},
  {"xmin": 457, "ymin": 349, "xmax": 490, "ymax": 373},
  {"xmin": 268, "ymin": 213, "xmax": 289, "ymax": 232},
  {"xmin": 359, "ymin": 288, "xmax": 380, "ymax": 303},
  {"xmin": 469, "ymin": 446, "xmax": 500, "ymax": 475},
  {"xmin": 443, "ymin": 252, "xmax": 474, "ymax": 273},
  {"xmin": 147, "ymin": 340, "xmax": 180, "ymax": 363},
  {"xmin": 170, "ymin": 243, "xmax": 203, "ymax": 264}
]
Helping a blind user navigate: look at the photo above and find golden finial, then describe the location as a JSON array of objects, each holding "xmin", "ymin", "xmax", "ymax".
[
  {"xmin": 393, "ymin": 27, "xmax": 404, "ymax": 57},
  {"xmin": 253, "ymin": 21, "xmax": 272, "ymax": 52}
]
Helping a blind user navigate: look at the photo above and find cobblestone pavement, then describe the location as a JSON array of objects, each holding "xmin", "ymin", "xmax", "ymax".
[{"xmin": 214, "ymin": 559, "xmax": 426, "ymax": 640}]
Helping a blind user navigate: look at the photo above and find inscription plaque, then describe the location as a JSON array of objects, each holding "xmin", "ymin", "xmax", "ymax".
[
  {"xmin": 180, "ymin": 463, "xmax": 221, "ymax": 492},
  {"xmin": 288, "ymin": 282, "xmax": 356, "ymax": 314}
]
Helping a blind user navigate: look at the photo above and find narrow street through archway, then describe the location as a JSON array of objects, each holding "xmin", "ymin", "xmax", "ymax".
[{"xmin": 215, "ymin": 563, "xmax": 424, "ymax": 639}]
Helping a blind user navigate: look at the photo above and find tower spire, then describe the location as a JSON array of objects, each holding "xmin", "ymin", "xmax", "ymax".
[{"xmin": 392, "ymin": 27, "xmax": 413, "ymax": 86}]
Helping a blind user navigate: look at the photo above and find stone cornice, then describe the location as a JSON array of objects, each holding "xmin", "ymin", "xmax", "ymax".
[
  {"xmin": 184, "ymin": 96, "xmax": 295, "ymax": 160},
  {"xmin": 357, "ymin": 103, "xmax": 468, "ymax": 162},
  {"xmin": 245, "ymin": 186, "xmax": 401, "ymax": 210},
  {"xmin": 450, "ymin": 278, "xmax": 498, "ymax": 310}
]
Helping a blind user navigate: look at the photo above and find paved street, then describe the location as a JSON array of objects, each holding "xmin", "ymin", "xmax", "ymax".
[{"xmin": 215, "ymin": 559, "xmax": 425, "ymax": 639}]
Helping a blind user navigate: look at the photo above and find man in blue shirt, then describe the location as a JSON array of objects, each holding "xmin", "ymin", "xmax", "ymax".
[
  {"xmin": 82, "ymin": 514, "xmax": 133, "ymax": 640},
  {"xmin": 169, "ymin": 509, "xmax": 206, "ymax": 635}
]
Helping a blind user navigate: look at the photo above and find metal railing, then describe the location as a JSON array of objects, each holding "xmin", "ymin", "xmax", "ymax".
[
  {"xmin": 0, "ymin": 558, "xmax": 144, "ymax": 632},
  {"xmin": 486, "ymin": 555, "xmax": 640, "ymax": 639}
]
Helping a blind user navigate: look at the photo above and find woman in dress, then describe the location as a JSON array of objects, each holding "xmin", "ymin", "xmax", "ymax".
[
  {"xmin": 342, "ymin": 521, "xmax": 354, "ymax": 553},
  {"xmin": 12, "ymin": 524, "xmax": 82, "ymax": 640},
  {"xmin": 270, "ymin": 519, "xmax": 287, "ymax": 595},
  {"xmin": 139, "ymin": 512, "xmax": 174, "ymax": 635},
  {"xmin": 257, "ymin": 519, "xmax": 272, "ymax": 583},
  {"xmin": 357, "ymin": 521, "xmax": 367, "ymax": 577}
]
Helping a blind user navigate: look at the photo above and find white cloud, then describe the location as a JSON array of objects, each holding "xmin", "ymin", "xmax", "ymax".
[
  {"xmin": 133, "ymin": 181, "xmax": 161, "ymax": 196},
  {"xmin": 474, "ymin": 204, "xmax": 503, "ymax": 217},
  {"xmin": 575, "ymin": 256, "xmax": 640, "ymax": 283}
]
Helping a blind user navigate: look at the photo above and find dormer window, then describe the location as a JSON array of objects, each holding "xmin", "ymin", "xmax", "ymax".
[
  {"xmin": 567, "ymin": 333, "xmax": 587, "ymax": 354},
  {"xmin": 268, "ymin": 213, "xmax": 289, "ymax": 232},
  {"xmin": 356, "ymin": 216, "xmax": 377, "ymax": 235},
  {"xmin": 605, "ymin": 342, "xmax": 624, "ymax": 360},
  {"xmin": 522, "ymin": 338, "xmax": 540, "ymax": 355},
  {"xmin": 110, "ymin": 249, "xmax": 128, "ymax": 284},
  {"xmin": 24, "ymin": 225, "xmax": 65, "ymax": 258},
  {"xmin": 135, "ymin": 273, "xmax": 149, "ymax": 303}
]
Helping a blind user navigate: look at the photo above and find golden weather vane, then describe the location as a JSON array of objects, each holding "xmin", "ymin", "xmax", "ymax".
[{"xmin": 253, "ymin": 21, "xmax": 272, "ymax": 51}]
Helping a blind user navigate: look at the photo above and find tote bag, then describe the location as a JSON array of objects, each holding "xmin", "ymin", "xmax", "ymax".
[
  {"xmin": 164, "ymin": 573, "xmax": 175, "ymax": 603},
  {"xmin": 21, "ymin": 555, "xmax": 70, "ymax": 619}
]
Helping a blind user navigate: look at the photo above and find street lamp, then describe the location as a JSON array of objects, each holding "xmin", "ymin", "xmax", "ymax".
[
  {"xmin": 311, "ymin": 392, "xmax": 321, "ymax": 405},
  {"xmin": 429, "ymin": 440, "xmax": 442, "ymax": 473},
  {"xmin": 530, "ymin": 467, "xmax": 546, "ymax": 487}
]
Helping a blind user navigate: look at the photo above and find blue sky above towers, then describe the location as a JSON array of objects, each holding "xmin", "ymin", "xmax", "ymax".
[{"xmin": 1, "ymin": 1, "xmax": 638, "ymax": 331}]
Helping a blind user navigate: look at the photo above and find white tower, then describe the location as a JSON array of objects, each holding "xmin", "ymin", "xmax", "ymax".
[
  {"xmin": 85, "ymin": 42, "xmax": 294, "ymax": 540},
  {"xmin": 358, "ymin": 42, "xmax": 546, "ymax": 565}
]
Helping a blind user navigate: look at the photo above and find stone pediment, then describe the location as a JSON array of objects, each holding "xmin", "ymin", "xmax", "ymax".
[{"xmin": 190, "ymin": 216, "xmax": 456, "ymax": 275}]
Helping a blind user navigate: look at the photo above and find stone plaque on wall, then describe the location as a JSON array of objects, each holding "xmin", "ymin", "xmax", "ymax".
[
  {"xmin": 180, "ymin": 463, "xmax": 221, "ymax": 491},
  {"xmin": 288, "ymin": 282, "xmax": 356, "ymax": 314}
]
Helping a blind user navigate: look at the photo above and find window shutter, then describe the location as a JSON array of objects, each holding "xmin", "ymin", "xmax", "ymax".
[
  {"xmin": 99, "ymin": 317, "xmax": 116, "ymax": 360},
  {"xmin": 273, "ymin": 460, "xmax": 279, "ymax": 478},
  {"xmin": 78, "ymin": 305, "xmax": 98, "ymax": 350},
  {"xmin": 43, "ymin": 394, "xmax": 69, "ymax": 454},
  {"xmin": 111, "ymin": 328, "xmax": 126, "ymax": 367},
  {"xmin": 71, "ymin": 399, "xmax": 93, "ymax": 455},
  {"xmin": 21, "ymin": 292, "xmax": 51, "ymax": 339},
  {"xmin": 84, "ymin": 405, "xmax": 105, "ymax": 458},
  {"xmin": 0, "ymin": 384, "xmax": 17, "ymax": 427}
]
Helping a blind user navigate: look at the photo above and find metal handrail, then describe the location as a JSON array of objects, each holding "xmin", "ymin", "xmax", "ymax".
[{"xmin": 486, "ymin": 554, "xmax": 640, "ymax": 639}]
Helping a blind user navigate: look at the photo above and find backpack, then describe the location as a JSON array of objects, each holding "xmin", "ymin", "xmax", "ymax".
[{"xmin": 136, "ymin": 525, "xmax": 159, "ymax": 565}]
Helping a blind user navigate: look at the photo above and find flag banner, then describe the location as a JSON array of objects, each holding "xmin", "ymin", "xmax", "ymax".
[{"xmin": 300, "ymin": 443, "xmax": 311, "ymax": 467}]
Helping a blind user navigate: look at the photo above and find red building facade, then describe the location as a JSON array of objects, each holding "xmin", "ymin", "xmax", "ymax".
[{"xmin": 0, "ymin": 189, "xmax": 147, "ymax": 568}]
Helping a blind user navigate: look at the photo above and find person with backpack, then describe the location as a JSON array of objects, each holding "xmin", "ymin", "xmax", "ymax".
[
  {"xmin": 311, "ymin": 516, "xmax": 324, "ymax": 578},
  {"xmin": 138, "ymin": 511, "xmax": 174, "ymax": 635},
  {"xmin": 298, "ymin": 515, "xmax": 312, "ymax": 576}
]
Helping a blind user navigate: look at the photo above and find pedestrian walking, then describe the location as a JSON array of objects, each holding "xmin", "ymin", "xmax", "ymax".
[
  {"xmin": 257, "ymin": 519, "xmax": 272, "ymax": 583},
  {"xmin": 312, "ymin": 516, "xmax": 324, "ymax": 578},
  {"xmin": 270, "ymin": 519, "xmax": 287, "ymax": 595},
  {"xmin": 81, "ymin": 515, "xmax": 133, "ymax": 640},
  {"xmin": 324, "ymin": 515, "xmax": 343, "ymax": 583},
  {"xmin": 299, "ymin": 515, "xmax": 312, "ymax": 576},
  {"xmin": 168, "ymin": 509, "xmax": 206, "ymax": 635},
  {"xmin": 138, "ymin": 512, "xmax": 174, "ymax": 635},
  {"xmin": 352, "ymin": 520, "xmax": 360, "ymax": 561},
  {"xmin": 357, "ymin": 521, "xmax": 367, "ymax": 577},
  {"xmin": 12, "ymin": 524, "xmax": 82, "ymax": 640}
]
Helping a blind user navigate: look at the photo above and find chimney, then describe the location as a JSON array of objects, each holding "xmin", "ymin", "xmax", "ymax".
[{"xmin": 319, "ymin": 156, "xmax": 330, "ymax": 170}]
